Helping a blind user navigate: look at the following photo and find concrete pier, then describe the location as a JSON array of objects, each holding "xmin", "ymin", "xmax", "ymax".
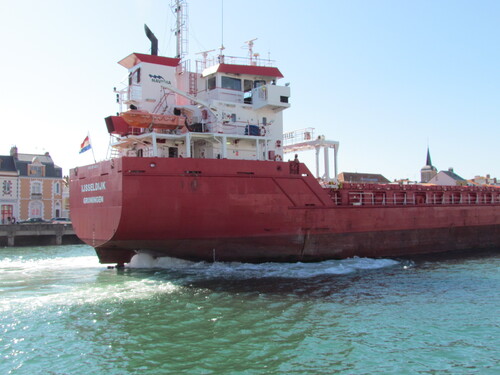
[{"xmin": 0, "ymin": 224, "xmax": 83, "ymax": 247}]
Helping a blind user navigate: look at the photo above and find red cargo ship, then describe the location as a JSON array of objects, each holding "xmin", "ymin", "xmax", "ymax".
[{"xmin": 69, "ymin": 1, "xmax": 500, "ymax": 266}]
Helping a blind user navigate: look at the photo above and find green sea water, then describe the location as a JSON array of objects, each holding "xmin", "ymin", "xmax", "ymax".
[{"xmin": 0, "ymin": 245, "xmax": 498, "ymax": 374}]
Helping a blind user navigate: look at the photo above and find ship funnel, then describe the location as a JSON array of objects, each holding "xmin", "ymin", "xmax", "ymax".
[{"xmin": 144, "ymin": 24, "xmax": 158, "ymax": 56}]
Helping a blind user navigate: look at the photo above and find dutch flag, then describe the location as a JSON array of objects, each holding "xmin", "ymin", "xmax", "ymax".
[{"xmin": 79, "ymin": 136, "xmax": 91, "ymax": 154}]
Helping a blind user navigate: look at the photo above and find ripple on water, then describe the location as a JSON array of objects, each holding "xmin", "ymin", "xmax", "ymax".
[{"xmin": 1, "ymin": 246, "xmax": 498, "ymax": 375}]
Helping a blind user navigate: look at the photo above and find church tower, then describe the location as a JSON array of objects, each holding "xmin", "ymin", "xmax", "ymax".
[{"xmin": 420, "ymin": 147, "xmax": 437, "ymax": 183}]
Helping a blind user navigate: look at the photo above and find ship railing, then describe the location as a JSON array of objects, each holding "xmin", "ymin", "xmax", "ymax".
[
  {"xmin": 283, "ymin": 128, "xmax": 315, "ymax": 146},
  {"xmin": 206, "ymin": 88, "xmax": 245, "ymax": 103},
  {"xmin": 107, "ymin": 136, "xmax": 121, "ymax": 159},
  {"xmin": 113, "ymin": 118, "xmax": 268, "ymax": 138},
  {"xmin": 333, "ymin": 188, "xmax": 500, "ymax": 206},
  {"xmin": 191, "ymin": 121, "xmax": 267, "ymax": 137},
  {"xmin": 114, "ymin": 85, "xmax": 130, "ymax": 113},
  {"xmin": 196, "ymin": 55, "xmax": 276, "ymax": 74},
  {"xmin": 112, "ymin": 72, "xmax": 140, "ymax": 111}
]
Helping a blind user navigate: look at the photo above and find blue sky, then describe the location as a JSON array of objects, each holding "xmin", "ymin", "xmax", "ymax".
[{"xmin": 1, "ymin": 0, "xmax": 498, "ymax": 181}]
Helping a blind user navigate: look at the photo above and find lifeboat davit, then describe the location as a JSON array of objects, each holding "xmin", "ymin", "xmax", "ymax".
[{"xmin": 120, "ymin": 110, "xmax": 186, "ymax": 130}]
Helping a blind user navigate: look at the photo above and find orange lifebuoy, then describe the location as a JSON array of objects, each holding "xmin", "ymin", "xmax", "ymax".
[
  {"xmin": 260, "ymin": 126, "xmax": 266, "ymax": 136},
  {"xmin": 274, "ymin": 154, "xmax": 282, "ymax": 161}
]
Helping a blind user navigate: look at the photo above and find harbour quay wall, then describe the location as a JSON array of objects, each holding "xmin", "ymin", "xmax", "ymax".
[{"xmin": 0, "ymin": 224, "xmax": 83, "ymax": 247}]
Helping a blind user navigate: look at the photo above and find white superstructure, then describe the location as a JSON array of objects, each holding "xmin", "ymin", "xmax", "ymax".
[{"xmin": 107, "ymin": 15, "xmax": 290, "ymax": 163}]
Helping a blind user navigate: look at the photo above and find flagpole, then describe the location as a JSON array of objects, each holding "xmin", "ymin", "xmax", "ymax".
[{"xmin": 88, "ymin": 132, "xmax": 97, "ymax": 163}]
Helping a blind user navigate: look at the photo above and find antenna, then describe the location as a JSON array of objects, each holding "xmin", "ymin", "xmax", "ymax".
[
  {"xmin": 221, "ymin": 0, "xmax": 225, "ymax": 52},
  {"xmin": 218, "ymin": 1, "xmax": 225, "ymax": 65},
  {"xmin": 171, "ymin": 0, "xmax": 188, "ymax": 60},
  {"xmin": 244, "ymin": 38, "xmax": 258, "ymax": 65},
  {"xmin": 196, "ymin": 49, "xmax": 216, "ymax": 69}
]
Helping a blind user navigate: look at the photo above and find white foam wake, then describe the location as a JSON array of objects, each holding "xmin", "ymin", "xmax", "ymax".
[
  {"xmin": 0, "ymin": 255, "xmax": 101, "ymax": 271},
  {"xmin": 0, "ymin": 251, "xmax": 399, "ymax": 313},
  {"xmin": 0, "ymin": 273, "xmax": 179, "ymax": 313},
  {"xmin": 128, "ymin": 252, "xmax": 399, "ymax": 279}
]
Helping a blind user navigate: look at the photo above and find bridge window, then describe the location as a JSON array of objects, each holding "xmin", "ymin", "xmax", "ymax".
[
  {"xmin": 244, "ymin": 80, "xmax": 253, "ymax": 92},
  {"xmin": 254, "ymin": 80, "xmax": 266, "ymax": 88},
  {"xmin": 129, "ymin": 68, "xmax": 141, "ymax": 84},
  {"xmin": 244, "ymin": 80, "xmax": 253, "ymax": 103},
  {"xmin": 221, "ymin": 76, "xmax": 242, "ymax": 91},
  {"xmin": 207, "ymin": 77, "xmax": 216, "ymax": 90}
]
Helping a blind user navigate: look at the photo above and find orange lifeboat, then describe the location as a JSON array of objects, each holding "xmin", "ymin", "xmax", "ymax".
[{"xmin": 120, "ymin": 110, "xmax": 186, "ymax": 130}]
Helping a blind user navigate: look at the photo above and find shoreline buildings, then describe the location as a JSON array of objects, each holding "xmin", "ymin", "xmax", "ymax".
[{"xmin": 0, "ymin": 147, "xmax": 66, "ymax": 223}]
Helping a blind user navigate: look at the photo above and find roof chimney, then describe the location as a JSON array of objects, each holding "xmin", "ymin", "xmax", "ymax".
[
  {"xmin": 10, "ymin": 146, "xmax": 18, "ymax": 159},
  {"xmin": 144, "ymin": 24, "xmax": 158, "ymax": 56}
]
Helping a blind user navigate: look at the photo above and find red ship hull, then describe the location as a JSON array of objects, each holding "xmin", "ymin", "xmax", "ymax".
[{"xmin": 69, "ymin": 157, "xmax": 500, "ymax": 265}]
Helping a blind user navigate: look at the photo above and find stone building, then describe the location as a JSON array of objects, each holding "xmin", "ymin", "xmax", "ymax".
[
  {"xmin": 428, "ymin": 168, "xmax": 467, "ymax": 186},
  {"xmin": 420, "ymin": 147, "xmax": 437, "ymax": 183},
  {"xmin": 0, "ymin": 146, "xmax": 64, "ymax": 223},
  {"xmin": 0, "ymin": 153, "xmax": 19, "ymax": 223},
  {"xmin": 471, "ymin": 174, "xmax": 498, "ymax": 186}
]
